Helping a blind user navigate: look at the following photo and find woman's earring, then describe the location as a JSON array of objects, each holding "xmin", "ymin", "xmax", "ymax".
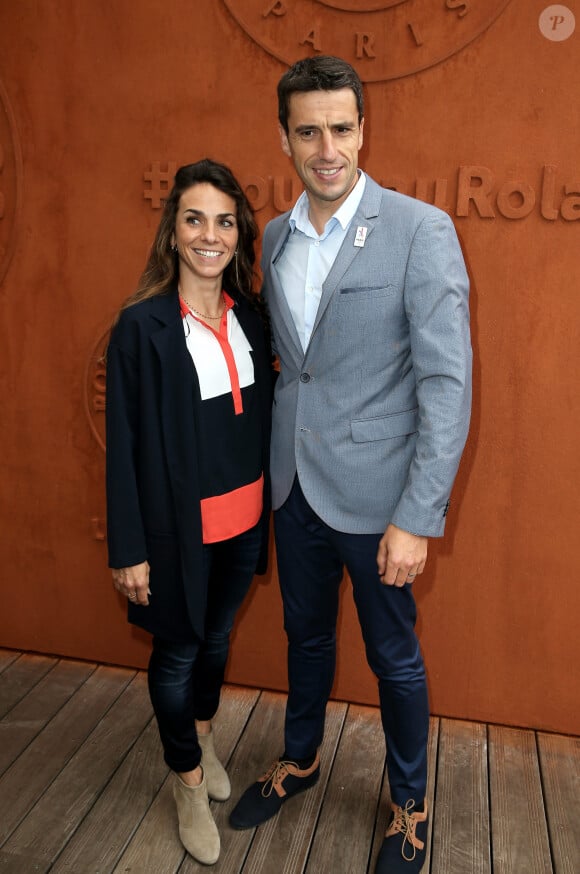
[
  {"xmin": 234, "ymin": 249, "xmax": 241, "ymax": 289},
  {"xmin": 171, "ymin": 243, "xmax": 178, "ymax": 253}
]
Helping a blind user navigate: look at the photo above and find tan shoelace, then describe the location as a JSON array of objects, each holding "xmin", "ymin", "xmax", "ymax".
[
  {"xmin": 387, "ymin": 799, "xmax": 425, "ymax": 861},
  {"xmin": 259, "ymin": 760, "xmax": 296, "ymax": 798}
]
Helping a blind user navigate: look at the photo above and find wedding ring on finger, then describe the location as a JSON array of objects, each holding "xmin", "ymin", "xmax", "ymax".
[{"xmin": 128, "ymin": 592, "xmax": 137, "ymax": 600}]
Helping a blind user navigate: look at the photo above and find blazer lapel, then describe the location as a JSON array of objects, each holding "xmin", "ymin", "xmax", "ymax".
[
  {"xmin": 149, "ymin": 292, "xmax": 199, "ymax": 493},
  {"xmin": 309, "ymin": 175, "xmax": 383, "ymax": 343},
  {"xmin": 266, "ymin": 223, "xmax": 305, "ymax": 365}
]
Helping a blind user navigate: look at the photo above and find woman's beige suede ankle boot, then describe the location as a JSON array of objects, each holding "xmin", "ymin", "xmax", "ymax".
[
  {"xmin": 198, "ymin": 730, "xmax": 231, "ymax": 801},
  {"xmin": 173, "ymin": 771, "xmax": 220, "ymax": 865}
]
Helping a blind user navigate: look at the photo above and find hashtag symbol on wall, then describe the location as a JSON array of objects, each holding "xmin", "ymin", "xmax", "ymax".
[{"xmin": 143, "ymin": 162, "xmax": 177, "ymax": 208}]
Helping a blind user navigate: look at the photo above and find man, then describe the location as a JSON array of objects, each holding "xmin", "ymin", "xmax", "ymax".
[{"xmin": 229, "ymin": 56, "xmax": 472, "ymax": 874}]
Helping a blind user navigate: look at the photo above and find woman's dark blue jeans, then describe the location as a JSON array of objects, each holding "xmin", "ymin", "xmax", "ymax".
[{"xmin": 147, "ymin": 523, "xmax": 261, "ymax": 773}]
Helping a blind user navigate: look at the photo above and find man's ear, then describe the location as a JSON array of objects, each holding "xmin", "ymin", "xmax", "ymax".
[
  {"xmin": 358, "ymin": 117, "xmax": 364, "ymax": 151},
  {"xmin": 279, "ymin": 122, "xmax": 292, "ymax": 157}
]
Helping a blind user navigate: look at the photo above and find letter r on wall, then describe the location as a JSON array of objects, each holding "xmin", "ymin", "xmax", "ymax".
[
  {"xmin": 356, "ymin": 33, "xmax": 376, "ymax": 59},
  {"xmin": 456, "ymin": 166, "xmax": 496, "ymax": 218}
]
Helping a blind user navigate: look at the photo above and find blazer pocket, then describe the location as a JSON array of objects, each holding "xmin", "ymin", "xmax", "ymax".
[
  {"xmin": 339, "ymin": 284, "xmax": 394, "ymax": 296},
  {"xmin": 351, "ymin": 408, "xmax": 419, "ymax": 443}
]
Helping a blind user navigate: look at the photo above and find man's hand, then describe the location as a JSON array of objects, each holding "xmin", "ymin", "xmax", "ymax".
[
  {"xmin": 376, "ymin": 524, "xmax": 428, "ymax": 587},
  {"xmin": 112, "ymin": 561, "xmax": 151, "ymax": 605}
]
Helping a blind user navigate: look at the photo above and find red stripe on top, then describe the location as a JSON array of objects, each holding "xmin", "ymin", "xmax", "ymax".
[
  {"xmin": 200, "ymin": 474, "xmax": 263, "ymax": 543},
  {"xmin": 180, "ymin": 292, "xmax": 243, "ymax": 415}
]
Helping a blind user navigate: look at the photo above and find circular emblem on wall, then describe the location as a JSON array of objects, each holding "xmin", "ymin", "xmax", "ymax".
[
  {"xmin": 0, "ymin": 78, "xmax": 23, "ymax": 284},
  {"xmin": 84, "ymin": 328, "xmax": 109, "ymax": 452},
  {"xmin": 224, "ymin": 0, "xmax": 513, "ymax": 82}
]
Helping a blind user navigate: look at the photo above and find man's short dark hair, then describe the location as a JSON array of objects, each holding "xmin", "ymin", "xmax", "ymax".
[{"xmin": 277, "ymin": 56, "xmax": 364, "ymax": 132}]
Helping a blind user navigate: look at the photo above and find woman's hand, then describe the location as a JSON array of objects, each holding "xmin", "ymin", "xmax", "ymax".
[{"xmin": 112, "ymin": 562, "xmax": 151, "ymax": 606}]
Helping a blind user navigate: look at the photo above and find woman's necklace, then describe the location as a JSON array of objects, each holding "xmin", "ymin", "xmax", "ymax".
[{"xmin": 179, "ymin": 289, "xmax": 225, "ymax": 321}]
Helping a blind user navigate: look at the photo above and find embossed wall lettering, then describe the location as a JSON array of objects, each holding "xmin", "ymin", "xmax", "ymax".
[
  {"xmin": 455, "ymin": 165, "xmax": 580, "ymax": 220},
  {"xmin": 84, "ymin": 330, "xmax": 109, "ymax": 452},
  {"xmin": 141, "ymin": 163, "xmax": 580, "ymax": 221},
  {"xmin": 144, "ymin": 162, "xmax": 177, "ymax": 209},
  {"xmin": 224, "ymin": 0, "xmax": 513, "ymax": 81}
]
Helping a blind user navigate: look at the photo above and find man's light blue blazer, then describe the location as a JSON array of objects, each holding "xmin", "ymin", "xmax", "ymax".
[{"xmin": 262, "ymin": 173, "xmax": 472, "ymax": 538}]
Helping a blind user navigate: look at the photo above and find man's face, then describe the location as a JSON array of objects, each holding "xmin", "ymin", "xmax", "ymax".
[{"xmin": 280, "ymin": 88, "xmax": 364, "ymax": 213}]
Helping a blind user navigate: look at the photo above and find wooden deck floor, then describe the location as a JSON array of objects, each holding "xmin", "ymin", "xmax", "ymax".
[{"xmin": 0, "ymin": 650, "xmax": 578, "ymax": 874}]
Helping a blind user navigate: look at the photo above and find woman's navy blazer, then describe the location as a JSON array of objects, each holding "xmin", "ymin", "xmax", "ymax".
[{"xmin": 105, "ymin": 288, "xmax": 273, "ymax": 641}]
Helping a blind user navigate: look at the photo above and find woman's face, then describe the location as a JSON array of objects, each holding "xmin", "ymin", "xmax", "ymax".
[{"xmin": 172, "ymin": 183, "xmax": 239, "ymax": 285}]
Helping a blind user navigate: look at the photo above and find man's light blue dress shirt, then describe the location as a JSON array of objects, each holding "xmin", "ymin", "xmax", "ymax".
[{"xmin": 275, "ymin": 172, "xmax": 366, "ymax": 352}]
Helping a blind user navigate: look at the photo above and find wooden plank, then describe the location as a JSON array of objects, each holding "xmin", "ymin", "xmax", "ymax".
[
  {"xmin": 306, "ymin": 703, "xmax": 383, "ymax": 874},
  {"xmin": 0, "ymin": 664, "xmax": 135, "ymax": 851},
  {"xmin": 0, "ymin": 653, "xmax": 57, "ymax": 718},
  {"xmin": 115, "ymin": 774, "xmax": 182, "ymax": 874},
  {"xmin": 537, "ymin": 731, "xmax": 580, "ymax": 874},
  {"xmin": 113, "ymin": 684, "xmax": 260, "ymax": 874},
  {"xmin": 431, "ymin": 718, "xmax": 491, "ymax": 874},
  {"xmin": 0, "ymin": 670, "xmax": 151, "ymax": 873},
  {"xmin": 0, "ymin": 658, "xmax": 96, "ymax": 776},
  {"xmin": 211, "ymin": 685, "xmax": 261, "ymax": 766},
  {"xmin": 0, "ymin": 649, "xmax": 19, "ymax": 676},
  {"xmin": 489, "ymin": 725, "xmax": 553, "ymax": 874},
  {"xmin": 233, "ymin": 699, "xmax": 348, "ymax": 874},
  {"xmin": 49, "ymin": 717, "xmax": 168, "ymax": 873},
  {"xmin": 423, "ymin": 716, "xmax": 440, "ymax": 874}
]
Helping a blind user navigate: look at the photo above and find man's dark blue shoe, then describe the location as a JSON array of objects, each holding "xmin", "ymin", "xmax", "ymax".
[
  {"xmin": 229, "ymin": 755, "xmax": 320, "ymax": 829},
  {"xmin": 375, "ymin": 799, "xmax": 428, "ymax": 873}
]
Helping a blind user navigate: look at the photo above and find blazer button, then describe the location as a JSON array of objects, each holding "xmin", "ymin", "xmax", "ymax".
[{"xmin": 300, "ymin": 372, "xmax": 311, "ymax": 383}]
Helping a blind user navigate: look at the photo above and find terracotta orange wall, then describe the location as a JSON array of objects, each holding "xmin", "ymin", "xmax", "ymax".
[{"xmin": 0, "ymin": 1, "xmax": 578, "ymax": 736}]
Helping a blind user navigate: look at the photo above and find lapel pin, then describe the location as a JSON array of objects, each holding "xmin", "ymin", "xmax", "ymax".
[{"xmin": 354, "ymin": 225, "xmax": 368, "ymax": 248}]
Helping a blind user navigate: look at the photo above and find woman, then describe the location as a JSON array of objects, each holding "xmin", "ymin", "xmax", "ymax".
[{"xmin": 106, "ymin": 159, "xmax": 272, "ymax": 865}]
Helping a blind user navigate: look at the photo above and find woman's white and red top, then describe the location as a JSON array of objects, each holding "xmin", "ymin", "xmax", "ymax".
[{"xmin": 179, "ymin": 292, "xmax": 263, "ymax": 543}]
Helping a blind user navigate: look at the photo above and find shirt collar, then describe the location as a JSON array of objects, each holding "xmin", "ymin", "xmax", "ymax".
[{"xmin": 288, "ymin": 171, "xmax": 367, "ymax": 237}]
